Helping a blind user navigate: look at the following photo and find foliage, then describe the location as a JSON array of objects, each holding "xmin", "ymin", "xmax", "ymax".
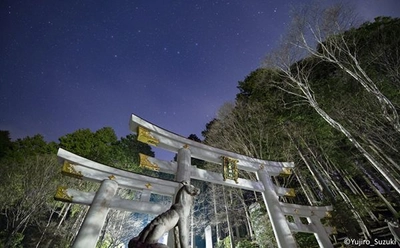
[
  {"xmin": 216, "ymin": 236, "xmax": 231, "ymax": 248},
  {"xmin": 0, "ymin": 126, "xmax": 154, "ymax": 247},
  {"xmin": 0, "ymin": 231, "xmax": 23, "ymax": 248},
  {"xmin": 0, "ymin": 131, "xmax": 12, "ymax": 159},
  {"xmin": 235, "ymin": 239, "xmax": 259, "ymax": 248},
  {"xmin": 58, "ymin": 127, "xmax": 118, "ymax": 165},
  {"xmin": 0, "ymin": 154, "xmax": 62, "ymax": 247},
  {"xmin": 2, "ymin": 134, "xmax": 57, "ymax": 162},
  {"xmin": 248, "ymin": 203, "xmax": 277, "ymax": 248},
  {"xmin": 59, "ymin": 128, "xmax": 154, "ymax": 174},
  {"xmin": 112, "ymin": 134, "xmax": 154, "ymax": 171},
  {"xmin": 294, "ymin": 233, "xmax": 319, "ymax": 248}
]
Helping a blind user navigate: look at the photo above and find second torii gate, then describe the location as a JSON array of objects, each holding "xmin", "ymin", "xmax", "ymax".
[{"xmin": 129, "ymin": 114, "xmax": 333, "ymax": 248}]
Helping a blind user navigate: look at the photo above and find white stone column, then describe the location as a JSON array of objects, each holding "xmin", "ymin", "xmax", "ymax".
[
  {"xmin": 168, "ymin": 146, "xmax": 192, "ymax": 247},
  {"xmin": 140, "ymin": 189, "xmax": 151, "ymax": 202},
  {"xmin": 257, "ymin": 169, "xmax": 297, "ymax": 248},
  {"xmin": 205, "ymin": 225, "xmax": 213, "ymax": 248},
  {"xmin": 72, "ymin": 179, "xmax": 118, "ymax": 248},
  {"xmin": 176, "ymin": 145, "xmax": 191, "ymax": 182},
  {"xmin": 310, "ymin": 217, "xmax": 334, "ymax": 248}
]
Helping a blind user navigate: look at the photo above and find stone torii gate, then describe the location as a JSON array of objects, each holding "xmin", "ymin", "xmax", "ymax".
[{"xmin": 54, "ymin": 113, "xmax": 334, "ymax": 248}]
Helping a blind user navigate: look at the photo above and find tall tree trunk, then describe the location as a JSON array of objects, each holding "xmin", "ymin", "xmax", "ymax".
[
  {"xmin": 361, "ymin": 174, "xmax": 398, "ymax": 216},
  {"xmin": 36, "ymin": 208, "xmax": 56, "ymax": 248},
  {"xmin": 56, "ymin": 203, "xmax": 71, "ymax": 230},
  {"xmin": 212, "ymin": 184, "xmax": 221, "ymax": 242},
  {"xmin": 366, "ymin": 137, "xmax": 400, "ymax": 174},
  {"xmin": 69, "ymin": 206, "xmax": 88, "ymax": 244},
  {"xmin": 238, "ymin": 189, "xmax": 254, "ymax": 240},
  {"xmin": 223, "ymin": 187, "xmax": 234, "ymax": 248},
  {"xmin": 294, "ymin": 170, "xmax": 317, "ymax": 205},
  {"xmin": 280, "ymin": 65, "xmax": 400, "ymax": 195},
  {"xmin": 191, "ymin": 205, "xmax": 195, "ymax": 248}
]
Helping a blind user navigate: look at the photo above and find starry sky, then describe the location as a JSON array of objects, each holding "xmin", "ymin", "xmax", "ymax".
[{"xmin": 1, "ymin": 1, "xmax": 399, "ymax": 158}]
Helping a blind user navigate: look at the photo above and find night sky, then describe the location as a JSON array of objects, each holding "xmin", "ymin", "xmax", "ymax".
[{"xmin": 1, "ymin": 1, "xmax": 399, "ymax": 158}]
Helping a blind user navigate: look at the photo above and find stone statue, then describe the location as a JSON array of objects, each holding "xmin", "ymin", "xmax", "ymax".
[{"xmin": 129, "ymin": 181, "xmax": 200, "ymax": 248}]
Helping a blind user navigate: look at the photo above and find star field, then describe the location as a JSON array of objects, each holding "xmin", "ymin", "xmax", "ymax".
[{"xmin": 1, "ymin": 1, "xmax": 399, "ymax": 159}]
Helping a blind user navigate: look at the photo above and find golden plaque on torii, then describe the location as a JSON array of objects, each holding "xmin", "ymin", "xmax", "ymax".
[
  {"xmin": 137, "ymin": 126, "xmax": 160, "ymax": 146},
  {"xmin": 222, "ymin": 156, "xmax": 239, "ymax": 183},
  {"xmin": 139, "ymin": 153, "xmax": 160, "ymax": 171}
]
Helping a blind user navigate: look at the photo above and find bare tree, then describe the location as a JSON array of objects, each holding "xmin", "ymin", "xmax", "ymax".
[
  {"xmin": 98, "ymin": 209, "xmax": 145, "ymax": 248},
  {"xmin": 0, "ymin": 155, "xmax": 62, "ymax": 246},
  {"xmin": 263, "ymin": 3, "xmax": 400, "ymax": 196},
  {"xmin": 287, "ymin": 3, "xmax": 400, "ymax": 133},
  {"xmin": 270, "ymin": 55, "xmax": 400, "ymax": 196}
]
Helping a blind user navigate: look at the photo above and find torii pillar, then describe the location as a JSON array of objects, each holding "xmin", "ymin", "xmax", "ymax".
[
  {"xmin": 257, "ymin": 167, "xmax": 297, "ymax": 248},
  {"xmin": 72, "ymin": 179, "xmax": 118, "ymax": 248},
  {"xmin": 167, "ymin": 145, "xmax": 192, "ymax": 247}
]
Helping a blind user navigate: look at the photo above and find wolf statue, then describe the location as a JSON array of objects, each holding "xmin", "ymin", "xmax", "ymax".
[{"xmin": 129, "ymin": 181, "xmax": 200, "ymax": 248}]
